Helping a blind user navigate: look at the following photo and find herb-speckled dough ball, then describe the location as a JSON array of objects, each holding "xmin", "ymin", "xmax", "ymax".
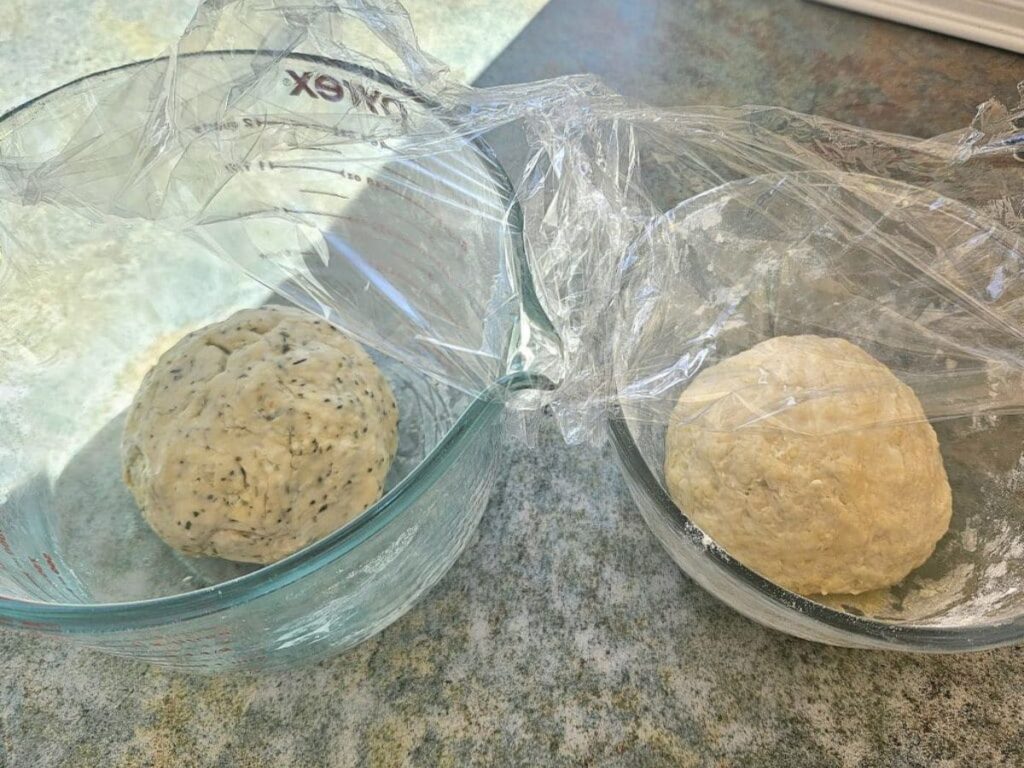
[
  {"xmin": 664, "ymin": 335, "xmax": 952, "ymax": 595},
  {"xmin": 122, "ymin": 306, "xmax": 399, "ymax": 564}
]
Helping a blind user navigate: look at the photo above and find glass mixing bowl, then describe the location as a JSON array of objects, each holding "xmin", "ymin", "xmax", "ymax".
[
  {"xmin": 610, "ymin": 172, "xmax": 1024, "ymax": 652},
  {"xmin": 0, "ymin": 52, "xmax": 547, "ymax": 671}
]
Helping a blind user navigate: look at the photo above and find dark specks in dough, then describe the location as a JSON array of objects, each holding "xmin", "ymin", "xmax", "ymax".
[{"xmin": 123, "ymin": 305, "xmax": 397, "ymax": 564}]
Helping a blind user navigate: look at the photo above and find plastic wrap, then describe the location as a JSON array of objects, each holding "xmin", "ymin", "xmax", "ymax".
[
  {"xmin": 2, "ymin": 0, "xmax": 1023, "ymax": 437},
  {"xmin": 3, "ymin": 0, "xmax": 1024, "ymax": 616},
  {"xmin": 614, "ymin": 169, "xmax": 1024, "ymax": 433},
  {"xmin": 517, "ymin": 96, "xmax": 1024, "ymax": 439}
]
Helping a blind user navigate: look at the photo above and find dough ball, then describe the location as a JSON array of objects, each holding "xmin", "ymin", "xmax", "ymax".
[
  {"xmin": 664, "ymin": 335, "xmax": 952, "ymax": 595},
  {"xmin": 122, "ymin": 305, "xmax": 398, "ymax": 564}
]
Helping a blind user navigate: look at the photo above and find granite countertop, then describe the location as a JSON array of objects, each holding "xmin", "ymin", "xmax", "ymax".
[{"xmin": 3, "ymin": 1, "xmax": 1024, "ymax": 766}]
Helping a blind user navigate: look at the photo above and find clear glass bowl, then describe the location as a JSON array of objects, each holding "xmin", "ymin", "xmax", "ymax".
[
  {"xmin": 8, "ymin": 53, "xmax": 1021, "ymax": 668},
  {"xmin": 0, "ymin": 53, "xmax": 544, "ymax": 671},
  {"xmin": 610, "ymin": 172, "xmax": 1024, "ymax": 651}
]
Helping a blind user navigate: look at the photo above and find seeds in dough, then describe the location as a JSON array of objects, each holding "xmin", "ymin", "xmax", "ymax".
[{"xmin": 122, "ymin": 305, "xmax": 399, "ymax": 564}]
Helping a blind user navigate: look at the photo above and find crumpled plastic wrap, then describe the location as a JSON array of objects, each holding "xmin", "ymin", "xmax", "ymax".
[
  {"xmin": 596, "ymin": 99, "xmax": 1024, "ymax": 442},
  {"xmin": 2, "ymin": 0, "xmax": 1024, "ymax": 458}
]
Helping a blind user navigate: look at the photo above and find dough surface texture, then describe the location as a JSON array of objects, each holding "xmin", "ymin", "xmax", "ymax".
[
  {"xmin": 123, "ymin": 305, "xmax": 398, "ymax": 564},
  {"xmin": 664, "ymin": 335, "xmax": 952, "ymax": 595}
]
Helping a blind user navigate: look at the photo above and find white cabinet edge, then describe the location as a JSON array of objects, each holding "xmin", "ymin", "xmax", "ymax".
[{"xmin": 813, "ymin": 0, "xmax": 1024, "ymax": 54}]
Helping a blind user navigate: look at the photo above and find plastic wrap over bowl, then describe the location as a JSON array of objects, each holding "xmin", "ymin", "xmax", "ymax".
[
  {"xmin": 0, "ymin": 52, "xmax": 545, "ymax": 671},
  {"xmin": 610, "ymin": 172, "xmax": 1024, "ymax": 651}
]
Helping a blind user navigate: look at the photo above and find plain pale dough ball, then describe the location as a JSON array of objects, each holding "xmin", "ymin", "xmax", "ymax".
[
  {"xmin": 664, "ymin": 335, "xmax": 952, "ymax": 595},
  {"xmin": 122, "ymin": 305, "xmax": 398, "ymax": 564}
]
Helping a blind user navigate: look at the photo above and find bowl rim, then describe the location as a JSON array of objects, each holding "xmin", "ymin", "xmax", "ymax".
[
  {"xmin": 608, "ymin": 171, "xmax": 1024, "ymax": 652},
  {"xmin": 0, "ymin": 50, "xmax": 543, "ymax": 629}
]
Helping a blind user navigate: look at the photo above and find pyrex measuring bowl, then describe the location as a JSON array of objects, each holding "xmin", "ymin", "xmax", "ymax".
[
  {"xmin": 610, "ymin": 172, "xmax": 1024, "ymax": 651},
  {"xmin": 0, "ymin": 52, "xmax": 543, "ymax": 671}
]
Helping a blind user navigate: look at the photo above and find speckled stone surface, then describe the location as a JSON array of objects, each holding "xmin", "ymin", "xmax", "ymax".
[
  {"xmin": 5, "ymin": 419, "xmax": 1024, "ymax": 766},
  {"xmin": 4, "ymin": 1, "xmax": 1024, "ymax": 766}
]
